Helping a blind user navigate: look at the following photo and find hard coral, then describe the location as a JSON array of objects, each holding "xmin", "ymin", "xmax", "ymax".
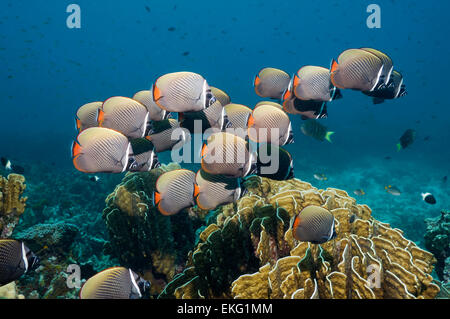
[
  {"xmin": 424, "ymin": 210, "xmax": 450, "ymax": 284},
  {"xmin": 15, "ymin": 222, "xmax": 79, "ymax": 256},
  {"xmin": 0, "ymin": 174, "xmax": 27, "ymax": 238},
  {"xmin": 159, "ymin": 214, "xmax": 260, "ymax": 299},
  {"xmin": 162, "ymin": 176, "xmax": 440, "ymax": 299},
  {"xmin": 102, "ymin": 163, "xmax": 198, "ymax": 294},
  {"xmin": 0, "ymin": 282, "xmax": 25, "ymax": 299}
]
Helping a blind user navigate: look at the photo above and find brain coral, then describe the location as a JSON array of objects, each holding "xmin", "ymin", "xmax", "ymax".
[
  {"xmin": 161, "ymin": 176, "xmax": 440, "ymax": 299},
  {"xmin": 102, "ymin": 163, "xmax": 198, "ymax": 295},
  {"xmin": 0, "ymin": 174, "xmax": 27, "ymax": 238}
]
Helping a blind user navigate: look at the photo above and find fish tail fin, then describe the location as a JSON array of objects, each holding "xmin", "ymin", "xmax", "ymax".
[
  {"xmin": 396, "ymin": 143, "xmax": 402, "ymax": 152},
  {"xmin": 325, "ymin": 131, "xmax": 334, "ymax": 143}
]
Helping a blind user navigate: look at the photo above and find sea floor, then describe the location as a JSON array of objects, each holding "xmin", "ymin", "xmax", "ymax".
[{"xmin": 295, "ymin": 154, "xmax": 449, "ymax": 248}]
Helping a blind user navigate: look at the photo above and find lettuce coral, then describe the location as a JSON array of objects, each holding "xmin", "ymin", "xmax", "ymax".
[
  {"xmin": 161, "ymin": 176, "xmax": 440, "ymax": 299},
  {"xmin": 0, "ymin": 174, "xmax": 27, "ymax": 238}
]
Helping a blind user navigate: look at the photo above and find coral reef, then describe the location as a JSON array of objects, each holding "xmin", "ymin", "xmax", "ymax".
[
  {"xmin": 13, "ymin": 221, "xmax": 82, "ymax": 299},
  {"xmin": 158, "ymin": 214, "xmax": 261, "ymax": 298},
  {"xmin": 9, "ymin": 163, "xmax": 122, "ymax": 298},
  {"xmin": 17, "ymin": 255, "xmax": 80, "ymax": 299},
  {"xmin": 13, "ymin": 221, "xmax": 116, "ymax": 299},
  {"xmin": 15, "ymin": 222, "xmax": 79, "ymax": 255},
  {"xmin": 102, "ymin": 163, "xmax": 199, "ymax": 295},
  {"xmin": 0, "ymin": 174, "xmax": 27, "ymax": 238},
  {"xmin": 0, "ymin": 282, "xmax": 25, "ymax": 299},
  {"xmin": 424, "ymin": 210, "xmax": 450, "ymax": 284},
  {"xmin": 160, "ymin": 176, "xmax": 440, "ymax": 299}
]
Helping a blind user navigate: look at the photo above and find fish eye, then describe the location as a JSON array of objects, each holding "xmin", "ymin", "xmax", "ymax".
[{"xmin": 207, "ymin": 95, "xmax": 216, "ymax": 107}]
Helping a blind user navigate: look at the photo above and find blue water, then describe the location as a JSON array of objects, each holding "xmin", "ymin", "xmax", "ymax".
[{"xmin": 0, "ymin": 0, "xmax": 449, "ymax": 280}]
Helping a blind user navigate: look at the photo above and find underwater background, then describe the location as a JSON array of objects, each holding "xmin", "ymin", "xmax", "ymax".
[{"xmin": 0, "ymin": 0, "xmax": 449, "ymax": 299}]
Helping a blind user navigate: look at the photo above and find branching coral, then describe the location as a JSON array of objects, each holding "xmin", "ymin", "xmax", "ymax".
[
  {"xmin": 0, "ymin": 174, "xmax": 27, "ymax": 238},
  {"xmin": 161, "ymin": 176, "xmax": 440, "ymax": 299}
]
